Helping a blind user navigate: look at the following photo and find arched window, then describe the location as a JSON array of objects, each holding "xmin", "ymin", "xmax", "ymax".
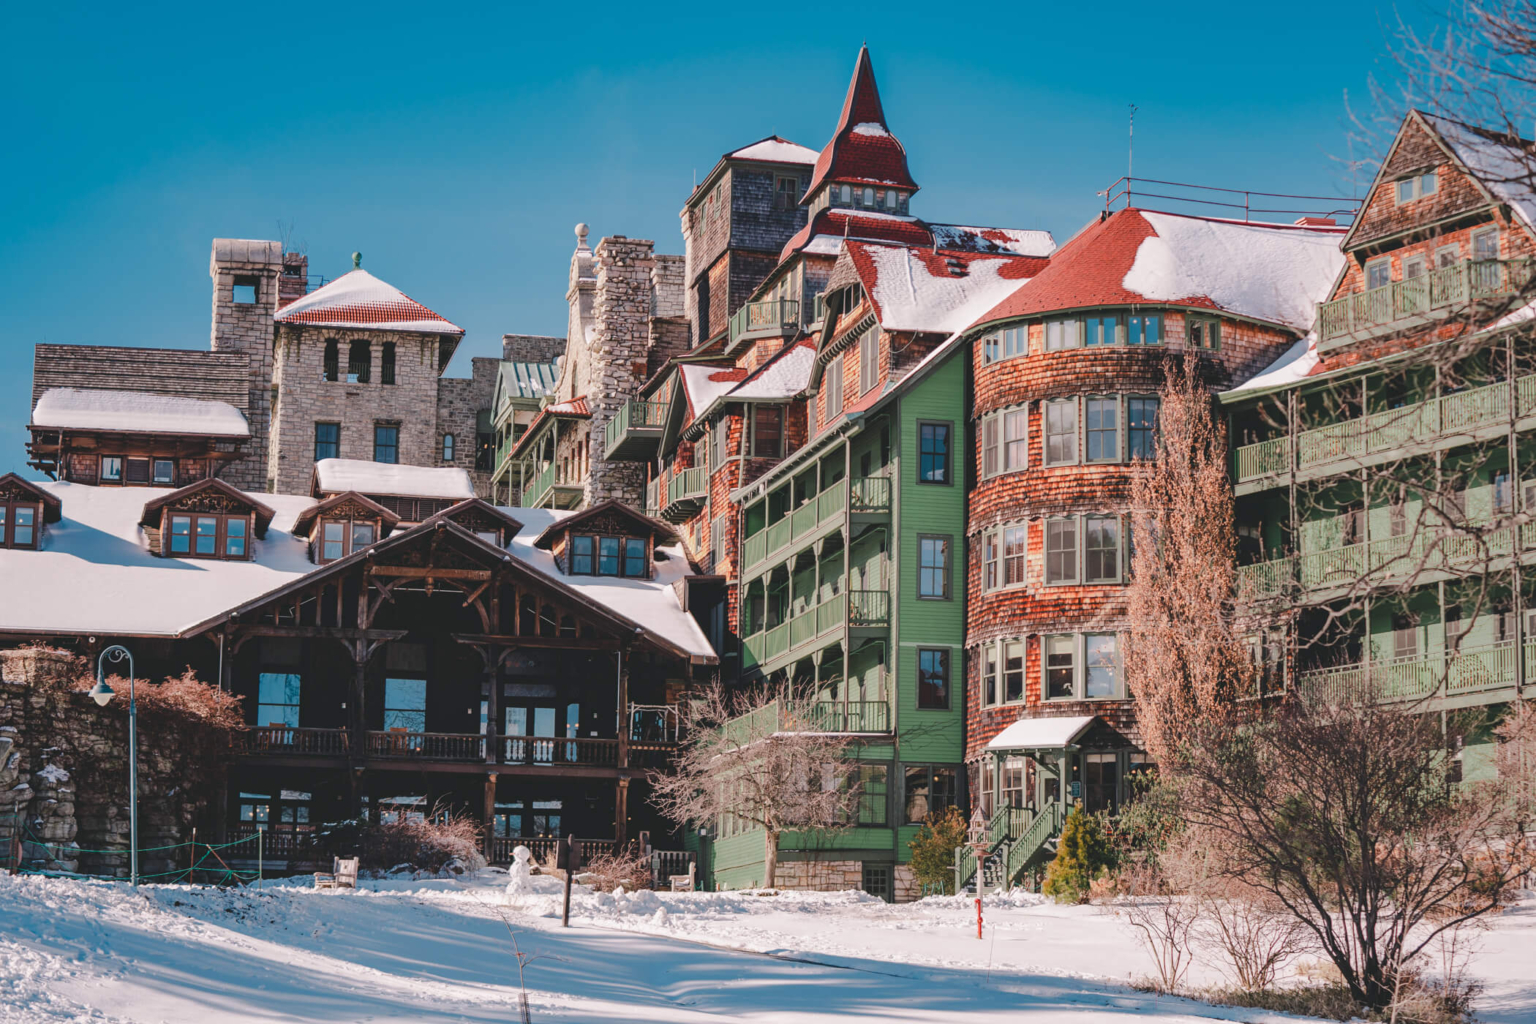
[
  {"xmin": 381, "ymin": 342, "xmax": 396, "ymax": 385},
  {"xmin": 442, "ymin": 434, "xmax": 455, "ymax": 462},
  {"xmin": 347, "ymin": 340, "xmax": 371, "ymax": 383},
  {"xmin": 322, "ymin": 339, "xmax": 339, "ymax": 382}
]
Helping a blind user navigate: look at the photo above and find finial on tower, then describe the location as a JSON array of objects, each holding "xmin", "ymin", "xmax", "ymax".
[
  {"xmin": 575, "ymin": 223, "xmax": 590, "ymax": 248},
  {"xmin": 351, "ymin": 251, "xmax": 362, "ymax": 269}
]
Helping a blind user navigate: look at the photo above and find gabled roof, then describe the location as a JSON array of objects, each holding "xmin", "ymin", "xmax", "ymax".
[
  {"xmin": 495, "ymin": 360, "xmax": 560, "ymax": 404},
  {"xmin": 311, "ymin": 459, "xmax": 475, "ymax": 501},
  {"xmin": 273, "ymin": 269, "xmax": 463, "ymax": 335},
  {"xmin": 1420, "ymin": 113, "xmax": 1536, "ymax": 230},
  {"xmin": 729, "ymin": 340, "xmax": 817, "ymax": 401},
  {"xmin": 780, "ymin": 208, "xmax": 932, "ymax": 262},
  {"xmin": 0, "ymin": 473, "xmax": 62, "ymax": 522},
  {"xmin": 679, "ymin": 364, "xmax": 747, "ymax": 418},
  {"xmin": 506, "ymin": 396, "xmax": 592, "ymax": 460},
  {"xmin": 139, "ymin": 478, "xmax": 276, "ymax": 537},
  {"xmin": 424, "ymin": 498, "xmax": 525, "ymax": 541},
  {"xmin": 533, "ymin": 499, "xmax": 678, "ymax": 550},
  {"xmin": 30, "ymin": 388, "xmax": 250, "ymax": 438},
  {"xmin": 841, "ymin": 241, "xmax": 1047, "ymax": 335},
  {"xmin": 971, "ymin": 208, "xmax": 1345, "ymax": 334},
  {"xmin": 804, "ymin": 46, "xmax": 918, "ymax": 198},
  {"xmin": 727, "ymin": 135, "xmax": 819, "ymax": 165},
  {"xmin": 290, "ymin": 490, "xmax": 400, "ymax": 537}
]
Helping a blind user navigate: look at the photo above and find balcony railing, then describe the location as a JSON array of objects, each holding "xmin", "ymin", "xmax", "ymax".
[
  {"xmin": 723, "ymin": 697, "xmax": 893, "ymax": 744},
  {"xmin": 604, "ymin": 399, "xmax": 669, "ymax": 460},
  {"xmin": 728, "ymin": 298, "xmax": 801, "ymax": 346},
  {"xmin": 1299, "ymin": 640, "xmax": 1521, "ymax": 705},
  {"xmin": 741, "ymin": 475, "xmax": 895, "ymax": 576},
  {"xmin": 236, "ymin": 726, "xmax": 349, "ymax": 756},
  {"xmin": 1318, "ymin": 257, "xmax": 1533, "ymax": 347},
  {"xmin": 848, "ymin": 590, "xmax": 890, "ymax": 627},
  {"xmin": 488, "ymin": 836, "xmax": 616, "ymax": 866},
  {"xmin": 367, "ymin": 731, "xmax": 486, "ymax": 761},
  {"xmin": 1234, "ymin": 371, "xmax": 1536, "ymax": 485},
  {"xmin": 849, "ymin": 475, "xmax": 892, "ymax": 512},
  {"xmin": 501, "ymin": 736, "xmax": 620, "ymax": 767},
  {"xmin": 650, "ymin": 465, "xmax": 708, "ymax": 523},
  {"xmin": 742, "ymin": 589, "xmax": 879, "ymax": 671}
]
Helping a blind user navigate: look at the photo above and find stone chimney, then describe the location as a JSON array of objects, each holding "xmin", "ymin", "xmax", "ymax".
[
  {"xmin": 209, "ymin": 238, "xmax": 282, "ymax": 491},
  {"xmin": 278, "ymin": 252, "xmax": 308, "ymax": 308},
  {"xmin": 584, "ymin": 235, "xmax": 656, "ymax": 508}
]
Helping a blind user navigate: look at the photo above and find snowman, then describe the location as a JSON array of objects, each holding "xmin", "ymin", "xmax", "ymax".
[{"xmin": 505, "ymin": 845, "xmax": 534, "ymax": 895}]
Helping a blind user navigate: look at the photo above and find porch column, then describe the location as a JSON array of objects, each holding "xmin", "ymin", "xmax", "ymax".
[
  {"xmin": 617, "ymin": 647, "xmax": 631, "ymax": 769},
  {"xmin": 482, "ymin": 772, "xmax": 498, "ymax": 859},
  {"xmin": 615, "ymin": 777, "xmax": 630, "ymax": 846}
]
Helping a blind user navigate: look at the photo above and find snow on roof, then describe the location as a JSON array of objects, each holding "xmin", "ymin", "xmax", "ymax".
[
  {"xmin": 1122, "ymin": 212, "xmax": 1345, "ymax": 332},
  {"xmin": 973, "ymin": 209, "xmax": 1343, "ymax": 333},
  {"xmin": 501, "ymin": 506, "xmax": 714, "ymax": 659},
  {"xmin": 0, "ymin": 482, "xmax": 316, "ymax": 636},
  {"xmin": 31, "ymin": 388, "xmax": 250, "ymax": 438},
  {"xmin": 1223, "ymin": 332, "xmax": 1320, "ymax": 397},
  {"xmin": 929, "ymin": 224, "xmax": 1057, "ymax": 258},
  {"xmin": 274, "ymin": 269, "xmax": 462, "ymax": 334},
  {"xmin": 802, "ymin": 236, "xmax": 847, "ymax": 257},
  {"xmin": 680, "ymin": 364, "xmax": 747, "ymax": 417},
  {"xmin": 313, "ymin": 459, "xmax": 475, "ymax": 500},
  {"xmin": 728, "ymin": 136, "xmax": 818, "ymax": 165},
  {"xmin": 850, "ymin": 122, "xmax": 890, "ymax": 138},
  {"xmin": 1423, "ymin": 113, "xmax": 1536, "ymax": 230},
  {"xmin": 805, "ymin": 47, "xmax": 918, "ymax": 197},
  {"xmin": 852, "ymin": 243, "xmax": 1043, "ymax": 334},
  {"xmin": 730, "ymin": 342, "xmax": 817, "ymax": 401},
  {"xmin": 497, "ymin": 361, "xmax": 560, "ymax": 402},
  {"xmin": 986, "ymin": 715, "xmax": 1098, "ymax": 751}
]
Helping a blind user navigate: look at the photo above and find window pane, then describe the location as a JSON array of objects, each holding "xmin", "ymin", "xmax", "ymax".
[
  {"xmin": 919, "ymin": 423, "xmax": 949, "ymax": 483},
  {"xmin": 351, "ymin": 522, "xmax": 375, "ymax": 549},
  {"xmin": 1127, "ymin": 397, "xmax": 1159, "ymax": 459},
  {"xmin": 981, "ymin": 415, "xmax": 999, "ymax": 477},
  {"xmin": 1046, "ymin": 519, "xmax": 1077, "ymax": 584},
  {"xmin": 919, "ymin": 537, "xmax": 948, "ymax": 598},
  {"xmin": 101, "ymin": 457, "xmax": 122, "ymax": 482},
  {"xmin": 1004, "ymin": 640, "xmax": 1025, "ymax": 702},
  {"xmin": 126, "ymin": 458, "xmax": 150, "ymax": 483},
  {"xmin": 170, "ymin": 515, "xmax": 191, "ymax": 553},
  {"xmin": 1085, "ymin": 634, "xmax": 1119, "ymax": 698},
  {"xmin": 1004, "ymin": 408, "xmax": 1027, "ymax": 470},
  {"xmin": 152, "ymin": 460, "xmax": 175, "ymax": 485},
  {"xmin": 984, "ymin": 644, "xmax": 999, "ymax": 705},
  {"xmin": 982, "ymin": 333, "xmax": 1000, "ymax": 364},
  {"xmin": 257, "ymin": 672, "xmax": 301, "ymax": 728},
  {"xmin": 13, "ymin": 505, "xmax": 33, "ymax": 547},
  {"xmin": 1084, "ymin": 315, "xmax": 1117, "ymax": 346},
  {"xmin": 1086, "ymin": 397, "xmax": 1117, "ymax": 462},
  {"xmin": 624, "ymin": 537, "xmax": 647, "ymax": 577},
  {"xmin": 1085, "ymin": 516, "xmax": 1119, "ymax": 582},
  {"xmin": 374, "ymin": 425, "xmax": 399, "ymax": 464},
  {"xmin": 1046, "ymin": 635, "xmax": 1075, "ymax": 699},
  {"xmin": 1397, "ymin": 178, "xmax": 1415, "ymax": 203},
  {"xmin": 384, "ymin": 678, "xmax": 428, "ymax": 732},
  {"xmin": 322, "ymin": 521, "xmax": 345, "ymax": 561},
  {"xmin": 1004, "ymin": 526, "xmax": 1026, "ymax": 586},
  {"xmin": 195, "ymin": 517, "xmax": 218, "ymax": 555},
  {"xmin": 753, "ymin": 406, "xmax": 783, "ymax": 458},
  {"xmin": 572, "ymin": 535, "xmax": 594, "ymax": 574},
  {"xmin": 1046, "ymin": 400, "xmax": 1077, "ymax": 464},
  {"xmin": 1004, "ymin": 326, "xmax": 1027, "ymax": 358},
  {"xmin": 225, "ymin": 516, "xmax": 247, "ymax": 557},
  {"xmin": 917, "ymin": 649, "xmax": 949, "ymax": 708},
  {"xmin": 983, "ymin": 531, "xmax": 999, "ymax": 590},
  {"xmin": 314, "ymin": 423, "xmax": 339, "ymax": 461},
  {"xmin": 904, "ymin": 767, "xmax": 930, "ymax": 824},
  {"xmin": 598, "ymin": 536, "xmax": 620, "ymax": 575}
]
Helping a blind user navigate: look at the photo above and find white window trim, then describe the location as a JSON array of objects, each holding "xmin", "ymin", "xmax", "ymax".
[
  {"xmin": 981, "ymin": 522, "xmax": 1031, "ymax": 593},
  {"xmin": 1083, "ymin": 395, "xmax": 1121, "ymax": 465},
  {"xmin": 980, "ymin": 637, "xmax": 1030, "ymax": 707},
  {"xmin": 1043, "ymin": 397, "xmax": 1079, "ymax": 467},
  {"xmin": 981, "ymin": 402, "xmax": 1029, "ymax": 479},
  {"xmin": 1041, "ymin": 513, "xmax": 1126, "ymax": 587},
  {"xmin": 1042, "ymin": 632, "xmax": 1124, "ymax": 701}
]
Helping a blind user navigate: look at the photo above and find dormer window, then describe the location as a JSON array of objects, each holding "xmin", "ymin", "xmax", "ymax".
[
  {"xmin": 0, "ymin": 503, "xmax": 39, "ymax": 549},
  {"xmin": 141, "ymin": 478, "xmax": 272, "ymax": 562},
  {"xmin": 319, "ymin": 519, "xmax": 375, "ymax": 563},
  {"xmin": 569, "ymin": 534, "xmax": 648, "ymax": 577},
  {"xmin": 168, "ymin": 513, "xmax": 250, "ymax": 559}
]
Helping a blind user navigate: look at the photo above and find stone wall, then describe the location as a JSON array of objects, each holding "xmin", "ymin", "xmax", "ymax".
[
  {"xmin": 0, "ymin": 649, "xmax": 228, "ymax": 879},
  {"xmin": 501, "ymin": 334, "xmax": 567, "ymax": 363},
  {"xmin": 436, "ymin": 356, "xmax": 500, "ymax": 496},
  {"xmin": 773, "ymin": 859, "xmax": 918, "ymax": 902},
  {"xmin": 583, "ymin": 236, "xmax": 656, "ymax": 508}
]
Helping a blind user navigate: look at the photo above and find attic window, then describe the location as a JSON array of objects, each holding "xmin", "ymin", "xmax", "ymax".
[
  {"xmin": 318, "ymin": 519, "xmax": 375, "ymax": 563},
  {"xmin": 233, "ymin": 276, "xmax": 259, "ymax": 305},
  {"xmin": 569, "ymin": 534, "xmax": 648, "ymax": 578},
  {"xmin": 775, "ymin": 176, "xmax": 800, "ymax": 211},
  {"xmin": 167, "ymin": 513, "xmax": 249, "ymax": 560},
  {"xmin": 1394, "ymin": 171, "xmax": 1437, "ymax": 204},
  {"xmin": 0, "ymin": 503, "xmax": 39, "ymax": 549}
]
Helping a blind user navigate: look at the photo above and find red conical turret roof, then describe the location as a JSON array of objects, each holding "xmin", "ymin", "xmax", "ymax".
[{"xmin": 804, "ymin": 46, "xmax": 919, "ymax": 199}]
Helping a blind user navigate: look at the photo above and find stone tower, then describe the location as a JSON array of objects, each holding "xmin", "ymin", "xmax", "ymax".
[{"xmin": 209, "ymin": 239, "xmax": 282, "ymax": 490}]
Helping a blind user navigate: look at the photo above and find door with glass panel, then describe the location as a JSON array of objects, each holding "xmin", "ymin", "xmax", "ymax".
[{"xmin": 503, "ymin": 703, "xmax": 581, "ymax": 763}]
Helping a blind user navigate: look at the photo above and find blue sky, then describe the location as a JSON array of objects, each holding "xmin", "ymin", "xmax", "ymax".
[{"xmin": 1, "ymin": 2, "xmax": 1432, "ymax": 475}]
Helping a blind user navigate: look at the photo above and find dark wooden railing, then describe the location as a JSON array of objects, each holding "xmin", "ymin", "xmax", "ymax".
[
  {"xmin": 487, "ymin": 835, "xmax": 618, "ymax": 866},
  {"xmin": 366, "ymin": 731, "xmax": 487, "ymax": 761},
  {"xmin": 501, "ymin": 736, "xmax": 619, "ymax": 766},
  {"xmin": 226, "ymin": 827, "xmax": 308, "ymax": 860},
  {"xmin": 236, "ymin": 726, "xmax": 349, "ymax": 756}
]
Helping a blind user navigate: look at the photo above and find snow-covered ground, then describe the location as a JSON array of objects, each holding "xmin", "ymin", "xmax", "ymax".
[{"xmin": 1, "ymin": 871, "xmax": 1532, "ymax": 1023}]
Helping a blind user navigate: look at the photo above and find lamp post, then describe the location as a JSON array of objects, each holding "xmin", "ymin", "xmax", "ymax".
[{"xmin": 89, "ymin": 646, "xmax": 136, "ymax": 886}]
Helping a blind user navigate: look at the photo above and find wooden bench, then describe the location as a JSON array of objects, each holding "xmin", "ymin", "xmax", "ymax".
[
  {"xmin": 314, "ymin": 856, "xmax": 359, "ymax": 889},
  {"xmin": 669, "ymin": 861, "xmax": 696, "ymax": 892}
]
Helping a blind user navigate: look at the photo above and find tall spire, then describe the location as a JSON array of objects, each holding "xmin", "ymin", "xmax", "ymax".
[{"xmin": 805, "ymin": 46, "xmax": 918, "ymax": 201}]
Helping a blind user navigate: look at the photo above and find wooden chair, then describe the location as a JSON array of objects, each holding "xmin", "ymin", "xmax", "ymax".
[
  {"xmin": 314, "ymin": 856, "xmax": 359, "ymax": 889},
  {"xmin": 669, "ymin": 860, "xmax": 696, "ymax": 892}
]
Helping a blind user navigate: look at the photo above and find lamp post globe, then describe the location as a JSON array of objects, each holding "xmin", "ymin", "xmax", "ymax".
[{"xmin": 88, "ymin": 679, "xmax": 115, "ymax": 707}]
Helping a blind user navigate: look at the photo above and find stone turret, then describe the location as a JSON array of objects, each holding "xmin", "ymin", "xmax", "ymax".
[
  {"xmin": 210, "ymin": 239, "xmax": 282, "ymax": 490},
  {"xmin": 583, "ymin": 235, "xmax": 656, "ymax": 507}
]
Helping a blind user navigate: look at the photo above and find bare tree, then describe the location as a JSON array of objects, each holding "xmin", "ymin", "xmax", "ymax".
[
  {"xmin": 1173, "ymin": 688, "xmax": 1533, "ymax": 1011},
  {"xmin": 649, "ymin": 684, "xmax": 864, "ymax": 889},
  {"xmin": 1127, "ymin": 358, "xmax": 1254, "ymax": 763}
]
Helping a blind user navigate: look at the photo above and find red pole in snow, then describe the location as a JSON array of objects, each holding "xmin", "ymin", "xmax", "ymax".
[{"xmin": 975, "ymin": 897, "xmax": 983, "ymax": 939}]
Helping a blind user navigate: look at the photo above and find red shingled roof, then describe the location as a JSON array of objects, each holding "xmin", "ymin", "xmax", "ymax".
[
  {"xmin": 506, "ymin": 396, "xmax": 591, "ymax": 460},
  {"xmin": 779, "ymin": 208, "xmax": 932, "ymax": 262},
  {"xmin": 273, "ymin": 270, "xmax": 462, "ymax": 334},
  {"xmin": 976, "ymin": 211, "xmax": 1161, "ymax": 323},
  {"xmin": 804, "ymin": 46, "xmax": 918, "ymax": 200}
]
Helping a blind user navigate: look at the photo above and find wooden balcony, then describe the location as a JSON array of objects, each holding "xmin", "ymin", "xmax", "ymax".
[
  {"xmin": 367, "ymin": 731, "xmax": 487, "ymax": 761},
  {"xmin": 742, "ymin": 587, "xmax": 891, "ymax": 675},
  {"xmin": 235, "ymin": 726, "xmax": 349, "ymax": 756},
  {"xmin": 1317, "ymin": 257, "xmax": 1533, "ymax": 351},
  {"xmin": 1299, "ymin": 640, "xmax": 1523, "ymax": 709},
  {"xmin": 728, "ymin": 298, "xmax": 800, "ymax": 347},
  {"xmin": 651, "ymin": 466, "xmax": 708, "ymax": 523},
  {"xmin": 1233, "ymin": 372, "xmax": 1536, "ymax": 491},
  {"xmin": 722, "ymin": 697, "xmax": 892, "ymax": 744},
  {"xmin": 521, "ymin": 462, "xmax": 584, "ymax": 509},
  {"xmin": 603, "ymin": 399, "xmax": 669, "ymax": 461}
]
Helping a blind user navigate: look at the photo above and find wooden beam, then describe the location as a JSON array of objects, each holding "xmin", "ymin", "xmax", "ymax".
[
  {"xmin": 450, "ymin": 632, "xmax": 625, "ymax": 651},
  {"xmin": 371, "ymin": 566, "xmax": 493, "ymax": 581}
]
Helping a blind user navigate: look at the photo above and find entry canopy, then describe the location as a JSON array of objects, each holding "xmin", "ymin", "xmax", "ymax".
[{"xmin": 986, "ymin": 715, "xmax": 1097, "ymax": 752}]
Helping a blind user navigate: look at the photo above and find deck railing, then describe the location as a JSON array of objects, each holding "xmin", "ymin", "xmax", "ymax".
[
  {"xmin": 1298, "ymin": 640, "xmax": 1519, "ymax": 705},
  {"xmin": 487, "ymin": 836, "xmax": 617, "ymax": 866},
  {"xmin": 1318, "ymin": 257, "xmax": 1533, "ymax": 344},
  {"xmin": 848, "ymin": 590, "xmax": 890, "ymax": 626},
  {"xmin": 604, "ymin": 399, "xmax": 669, "ymax": 454},
  {"xmin": 501, "ymin": 736, "xmax": 620, "ymax": 767},
  {"xmin": 237, "ymin": 726, "xmax": 349, "ymax": 755},
  {"xmin": 742, "ymin": 587, "xmax": 879, "ymax": 670},
  {"xmin": 1234, "ymin": 372, "xmax": 1536, "ymax": 484},
  {"xmin": 367, "ymin": 731, "xmax": 487, "ymax": 761},
  {"xmin": 741, "ymin": 478, "xmax": 854, "ymax": 575},
  {"xmin": 728, "ymin": 298, "xmax": 800, "ymax": 346}
]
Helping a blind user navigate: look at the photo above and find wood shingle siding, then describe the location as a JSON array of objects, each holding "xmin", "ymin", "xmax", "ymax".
[{"xmin": 32, "ymin": 344, "xmax": 249, "ymax": 411}]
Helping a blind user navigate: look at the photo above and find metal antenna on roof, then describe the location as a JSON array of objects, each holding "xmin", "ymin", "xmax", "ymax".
[{"xmin": 1127, "ymin": 104, "xmax": 1138, "ymax": 208}]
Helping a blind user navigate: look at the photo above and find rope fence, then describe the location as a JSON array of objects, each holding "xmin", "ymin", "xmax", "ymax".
[{"xmin": 5, "ymin": 816, "xmax": 273, "ymax": 887}]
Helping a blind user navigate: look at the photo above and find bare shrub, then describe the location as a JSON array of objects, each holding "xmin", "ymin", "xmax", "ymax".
[
  {"xmin": 579, "ymin": 846, "xmax": 654, "ymax": 892},
  {"xmin": 1117, "ymin": 859, "xmax": 1200, "ymax": 994},
  {"xmin": 357, "ymin": 811, "xmax": 486, "ymax": 875}
]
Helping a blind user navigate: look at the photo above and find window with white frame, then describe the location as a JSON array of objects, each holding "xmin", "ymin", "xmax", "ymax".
[
  {"xmin": 1045, "ymin": 317, "xmax": 1081, "ymax": 351},
  {"xmin": 1472, "ymin": 227, "xmax": 1500, "ymax": 261},
  {"xmin": 978, "ymin": 638, "xmax": 1028, "ymax": 706},
  {"xmin": 1044, "ymin": 398, "xmax": 1077, "ymax": 465},
  {"xmin": 1045, "ymin": 518, "xmax": 1078, "ymax": 584},
  {"xmin": 980, "ymin": 326, "xmax": 1028, "ymax": 365},
  {"xmin": 1043, "ymin": 633, "xmax": 1122, "ymax": 700},
  {"xmin": 1084, "ymin": 516, "xmax": 1120, "ymax": 582},
  {"xmin": 1394, "ymin": 170, "xmax": 1437, "ymax": 204},
  {"xmin": 981, "ymin": 404, "xmax": 1028, "ymax": 478},
  {"xmin": 1003, "ymin": 639, "xmax": 1025, "ymax": 703},
  {"xmin": 712, "ymin": 416, "xmax": 730, "ymax": 469},
  {"xmin": 1044, "ymin": 635, "xmax": 1075, "ymax": 699},
  {"xmin": 1187, "ymin": 315, "xmax": 1221, "ymax": 350},
  {"xmin": 859, "ymin": 327, "xmax": 879, "ymax": 394},
  {"xmin": 981, "ymin": 523, "xmax": 1028, "ymax": 591},
  {"xmin": 1085, "ymin": 396, "xmax": 1118, "ymax": 462}
]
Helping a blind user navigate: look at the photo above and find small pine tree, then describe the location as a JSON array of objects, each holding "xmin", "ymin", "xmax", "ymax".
[
  {"xmin": 907, "ymin": 806, "xmax": 969, "ymax": 896},
  {"xmin": 1042, "ymin": 803, "xmax": 1113, "ymax": 903}
]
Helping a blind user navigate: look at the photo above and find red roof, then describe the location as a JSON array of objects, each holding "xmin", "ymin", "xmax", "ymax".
[
  {"xmin": 804, "ymin": 46, "xmax": 918, "ymax": 199},
  {"xmin": 842, "ymin": 241, "xmax": 1047, "ymax": 334},
  {"xmin": 976, "ymin": 211, "xmax": 1159, "ymax": 322},
  {"xmin": 273, "ymin": 269, "xmax": 462, "ymax": 334},
  {"xmin": 780, "ymin": 208, "xmax": 932, "ymax": 262},
  {"xmin": 506, "ymin": 396, "xmax": 591, "ymax": 460}
]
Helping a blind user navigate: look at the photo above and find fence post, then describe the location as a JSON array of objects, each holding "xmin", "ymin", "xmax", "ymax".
[{"xmin": 257, "ymin": 830, "xmax": 262, "ymax": 890}]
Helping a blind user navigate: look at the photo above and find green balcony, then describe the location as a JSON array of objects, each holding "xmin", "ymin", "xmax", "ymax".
[
  {"xmin": 1318, "ymin": 257, "xmax": 1533, "ymax": 350},
  {"xmin": 520, "ymin": 463, "xmax": 583, "ymax": 509},
  {"xmin": 742, "ymin": 479, "xmax": 850, "ymax": 575},
  {"xmin": 728, "ymin": 298, "xmax": 800, "ymax": 348},
  {"xmin": 604, "ymin": 399, "xmax": 669, "ymax": 461},
  {"xmin": 1299, "ymin": 640, "xmax": 1522, "ymax": 707},
  {"xmin": 721, "ymin": 697, "xmax": 891, "ymax": 745},
  {"xmin": 740, "ymin": 588, "xmax": 889, "ymax": 677},
  {"xmin": 653, "ymin": 466, "xmax": 708, "ymax": 523},
  {"xmin": 1234, "ymin": 371, "xmax": 1536, "ymax": 489}
]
